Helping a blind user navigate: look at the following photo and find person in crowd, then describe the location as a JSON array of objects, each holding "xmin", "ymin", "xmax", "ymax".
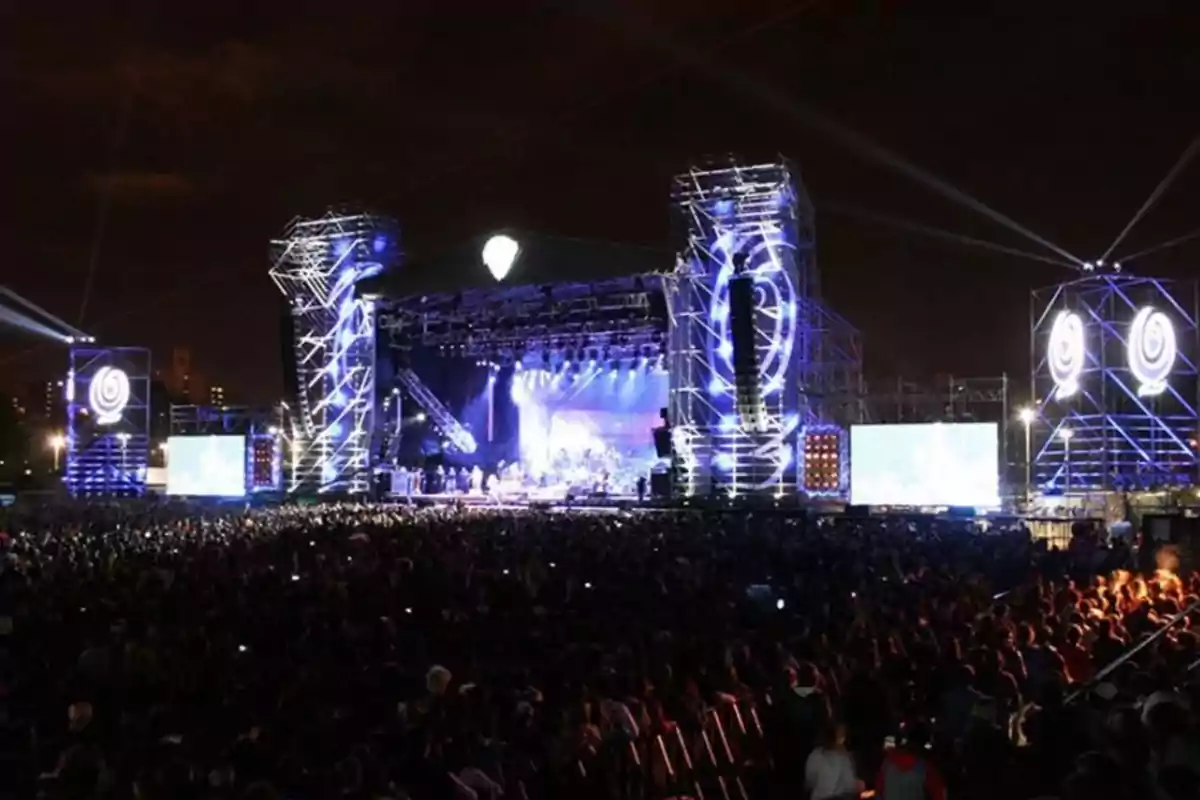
[
  {"xmin": 805, "ymin": 721, "xmax": 862, "ymax": 800},
  {"xmin": 876, "ymin": 723, "xmax": 947, "ymax": 800}
]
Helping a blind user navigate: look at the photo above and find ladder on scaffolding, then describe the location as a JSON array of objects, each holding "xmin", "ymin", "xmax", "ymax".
[{"xmin": 395, "ymin": 368, "xmax": 478, "ymax": 454}]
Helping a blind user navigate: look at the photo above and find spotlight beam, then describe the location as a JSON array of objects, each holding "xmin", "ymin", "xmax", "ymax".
[
  {"xmin": 1116, "ymin": 226, "xmax": 1200, "ymax": 265},
  {"xmin": 825, "ymin": 204, "xmax": 1076, "ymax": 269},
  {"xmin": 0, "ymin": 305, "xmax": 75, "ymax": 343},
  {"xmin": 0, "ymin": 286, "xmax": 93, "ymax": 342},
  {"xmin": 571, "ymin": 3, "xmax": 1085, "ymax": 268},
  {"xmin": 1101, "ymin": 133, "xmax": 1200, "ymax": 263}
]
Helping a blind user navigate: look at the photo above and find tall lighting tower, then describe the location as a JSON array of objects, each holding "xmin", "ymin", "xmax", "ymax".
[
  {"xmin": 667, "ymin": 158, "xmax": 816, "ymax": 498},
  {"xmin": 270, "ymin": 209, "xmax": 401, "ymax": 494}
]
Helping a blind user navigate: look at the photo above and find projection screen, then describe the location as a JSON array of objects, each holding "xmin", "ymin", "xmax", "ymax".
[
  {"xmin": 166, "ymin": 435, "xmax": 247, "ymax": 498},
  {"xmin": 849, "ymin": 422, "xmax": 999, "ymax": 507}
]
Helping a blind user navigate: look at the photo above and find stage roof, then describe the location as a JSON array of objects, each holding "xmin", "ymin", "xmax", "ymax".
[{"xmin": 358, "ymin": 231, "xmax": 671, "ymax": 299}]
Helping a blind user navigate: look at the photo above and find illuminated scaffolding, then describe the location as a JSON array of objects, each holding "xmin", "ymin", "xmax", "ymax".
[
  {"xmin": 66, "ymin": 346, "xmax": 151, "ymax": 496},
  {"xmin": 1031, "ymin": 273, "xmax": 1199, "ymax": 492},
  {"xmin": 667, "ymin": 159, "xmax": 815, "ymax": 498},
  {"xmin": 270, "ymin": 210, "xmax": 400, "ymax": 493}
]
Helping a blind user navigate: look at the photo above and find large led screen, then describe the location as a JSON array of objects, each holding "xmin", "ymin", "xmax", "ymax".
[
  {"xmin": 166, "ymin": 435, "xmax": 246, "ymax": 497},
  {"xmin": 511, "ymin": 367, "xmax": 668, "ymax": 493},
  {"xmin": 849, "ymin": 422, "xmax": 999, "ymax": 507}
]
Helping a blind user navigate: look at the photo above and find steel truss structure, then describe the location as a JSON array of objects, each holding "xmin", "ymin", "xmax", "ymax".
[
  {"xmin": 66, "ymin": 346, "xmax": 151, "ymax": 496},
  {"xmin": 270, "ymin": 210, "xmax": 400, "ymax": 494},
  {"xmin": 864, "ymin": 375, "xmax": 1010, "ymax": 425},
  {"xmin": 667, "ymin": 159, "xmax": 816, "ymax": 498},
  {"xmin": 378, "ymin": 275, "xmax": 668, "ymax": 366},
  {"xmin": 1032, "ymin": 273, "xmax": 1199, "ymax": 492},
  {"xmin": 169, "ymin": 404, "xmax": 272, "ymax": 435},
  {"xmin": 807, "ymin": 301, "xmax": 865, "ymax": 429}
]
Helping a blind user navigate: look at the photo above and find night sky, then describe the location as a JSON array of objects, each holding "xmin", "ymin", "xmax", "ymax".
[{"xmin": 5, "ymin": 0, "xmax": 1197, "ymax": 403}]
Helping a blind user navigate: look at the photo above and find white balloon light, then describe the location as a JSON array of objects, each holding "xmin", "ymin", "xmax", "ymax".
[
  {"xmin": 89, "ymin": 365, "xmax": 131, "ymax": 425},
  {"xmin": 1127, "ymin": 306, "xmax": 1176, "ymax": 397},
  {"xmin": 482, "ymin": 235, "xmax": 519, "ymax": 282},
  {"xmin": 1048, "ymin": 310, "xmax": 1085, "ymax": 400}
]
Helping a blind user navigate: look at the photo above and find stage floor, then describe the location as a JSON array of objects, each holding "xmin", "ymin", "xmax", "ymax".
[{"xmin": 386, "ymin": 490, "xmax": 642, "ymax": 510}]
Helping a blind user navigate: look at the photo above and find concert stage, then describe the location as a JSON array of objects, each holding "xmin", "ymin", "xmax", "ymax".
[{"xmin": 271, "ymin": 159, "xmax": 864, "ymax": 501}]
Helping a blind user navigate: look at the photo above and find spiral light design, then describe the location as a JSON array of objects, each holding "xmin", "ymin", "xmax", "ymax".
[
  {"xmin": 1048, "ymin": 310, "xmax": 1084, "ymax": 400},
  {"xmin": 89, "ymin": 365, "xmax": 130, "ymax": 425},
  {"xmin": 706, "ymin": 225, "xmax": 799, "ymax": 491},
  {"xmin": 709, "ymin": 230, "xmax": 797, "ymax": 396},
  {"xmin": 1127, "ymin": 306, "xmax": 1176, "ymax": 397}
]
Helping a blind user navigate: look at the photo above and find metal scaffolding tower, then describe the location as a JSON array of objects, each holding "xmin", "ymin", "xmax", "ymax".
[
  {"xmin": 66, "ymin": 346, "xmax": 151, "ymax": 497},
  {"xmin": 1031, "ymin": 273, "xmax": 1198, "ymax": 492},
  {"xmin": 667, "ymin": 158, "xmax": 815, "ymax": 498},
  {"xmin": 270, "ymin": 209, "xmax": 401, "ymax": 494}
]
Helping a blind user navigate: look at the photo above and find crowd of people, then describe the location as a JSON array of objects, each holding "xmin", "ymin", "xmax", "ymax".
[{"xmin": 0, "ymin": 499, "xmax": 1198, "ymax": 799}]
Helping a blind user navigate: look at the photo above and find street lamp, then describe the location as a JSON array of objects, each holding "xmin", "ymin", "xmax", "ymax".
[
  {"xmin": 1060, "ymin": 427, "xmax": 1074, "ymax": 497},
  {"xmin": 48, "ymin": 433, "xmax": 66, "ymax": 472},
  {"xmin": 1017, "ymin": 408, "xmax": 1035, "ymax": 504}
]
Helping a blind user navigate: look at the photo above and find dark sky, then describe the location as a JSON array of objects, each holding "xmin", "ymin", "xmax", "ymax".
[{"xmin": 4, "ymin": 0, "xmax": 1197, "ymax": 403}]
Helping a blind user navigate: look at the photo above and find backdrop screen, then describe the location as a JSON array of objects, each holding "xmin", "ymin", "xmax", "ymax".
[
  {"xmin": 512, "ymin": 368, "xmax": 668, "ymax": 482},
  {"xmin": 849, "ymin": 422, "xmax": 999, "ymax": 507},
  {"xmin": 166, "ymin": 435, "xmax": 246, "ymax": 497}
]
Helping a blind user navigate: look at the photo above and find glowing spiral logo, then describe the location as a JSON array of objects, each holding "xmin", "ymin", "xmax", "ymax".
[
  {"xmin": 1127, "ymin": 306, "xmax": 1176, "ymax": 397},
  {"xmin": 708, "ymin": 226, "xmax": 797, "ymax": 397},
  {"xmin": 89, "ymin": 366, "xmax": 130, "ymax": 425},
  {"xmin": 1048, "ymin": 310, "xmax": 1084, "ymax": 400}
]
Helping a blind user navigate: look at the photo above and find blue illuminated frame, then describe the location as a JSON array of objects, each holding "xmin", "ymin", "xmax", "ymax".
[
  {"xmin": 1031, "ymin": 273, "xmax": 1199, "ymax": 492},
  {"xmin": 65, "ymin": 346, "xmax": 151, "ymax": 497}
]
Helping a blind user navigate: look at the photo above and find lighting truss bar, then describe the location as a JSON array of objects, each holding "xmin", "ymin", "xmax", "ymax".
[
  {"xmin": 378, "ymin": 275, "xmax": 667, "ymax": 355},
  {"xmin": 395, "ymin": 368, "xmax": 477, "ymax": 454}
]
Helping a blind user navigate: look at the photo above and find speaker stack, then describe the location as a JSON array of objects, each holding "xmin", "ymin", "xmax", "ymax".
[{"xmin": 727, "ymin": 257, "xmax": 764, "ymax": 431}]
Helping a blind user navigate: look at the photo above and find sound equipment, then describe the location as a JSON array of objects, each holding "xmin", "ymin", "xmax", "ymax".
[
  {"xmin": 650, "ymin": 471, "xmax": 672, "ymax": 498},
  {"xmin": 727, "ymin": 271, "xmax": 764, "ymax": 429},
  {"xmin": 652, "ymin": 426, "xmax": 672, "ymax": 458},
  {"xmin": 652, "ymin": 407, "xmax": 672, "ymax": 458}
]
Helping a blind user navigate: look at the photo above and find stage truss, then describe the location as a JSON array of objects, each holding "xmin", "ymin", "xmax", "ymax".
[
  {"xmin": 66, "ymin": 346, "xmax": 151, "ymax": 496},
  {"xmin": 1031, "ymin": 273, "xmax": 1199, "ymax": 492},
  {"xmin": 378, "ymin": 275, "xmax": 668, "ymax": 365},
  {"xmin": 270, "ymin": 210, "xmax": 400, "ymax": 494},
  {"xmin": 667, "ymin": 159, "xmax": 816, "ymax": 498}
]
